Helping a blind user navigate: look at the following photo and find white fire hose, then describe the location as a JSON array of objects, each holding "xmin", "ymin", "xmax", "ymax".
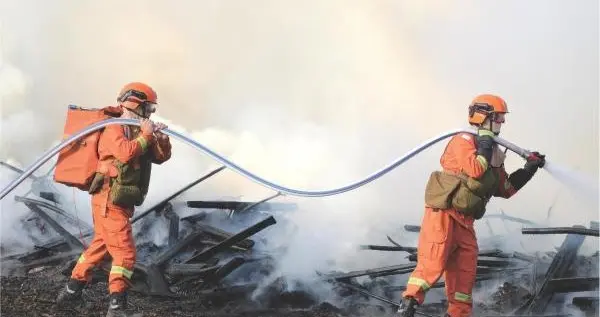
[{"xmin": 0, "ymin": 118, "xmax": 536, "ymax": 200}]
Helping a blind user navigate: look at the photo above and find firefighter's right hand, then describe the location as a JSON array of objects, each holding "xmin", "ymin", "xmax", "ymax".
[
  {"xmin": 154, "ymin": 122, "xmax": 168, "ymax": 132},
  {"xmin": 524, "ymin": 151, "xmax": 546, "ymax": 172},
  {"xmin": 140, "ymin": 119, "xmax": 155, "ymax": 136}
]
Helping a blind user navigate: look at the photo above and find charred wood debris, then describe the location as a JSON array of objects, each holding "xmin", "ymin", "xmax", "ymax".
[{"xmin": 0, "ymin": 162, "xmax": 598, "ymax": 316}]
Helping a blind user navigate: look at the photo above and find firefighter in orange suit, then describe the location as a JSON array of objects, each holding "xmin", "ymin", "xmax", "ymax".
[
  {"xmin": 397, "ymin": 94, "xmax": 545, "ymax": 317},
  {"xmin": 56, "ymin": 82, "xmax": 172, "ymax": 317}
]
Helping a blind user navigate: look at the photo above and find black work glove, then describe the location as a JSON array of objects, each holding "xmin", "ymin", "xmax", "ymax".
[
  {"xmin": 508, "ymin": 151, "xmax": 546, "ymax": 191},
  {"xmin": 524, "ymin": 151, "xmax": 546, "ymax": 173},
  {"xmin": 476, "ymin": 129, "xmax": 495, "ymax": 164}
]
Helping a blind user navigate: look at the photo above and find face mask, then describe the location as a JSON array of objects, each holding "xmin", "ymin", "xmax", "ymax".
[
  {"xmin": 491, "ymin": 113, "xmax": 505, "ymax": 135},
  {"xmin": 491, "ymin": 121, "xmax": 502, "ymax": 134},
  {"xmin": 128, "ymin": 103, "xmax": 156, "ymax": 119},
  {"xmin": 482, "ymin": 113, "xmax": 505, "ymax": 135},
  {"xmin": 143, "ymin": 103, "xmax": 156, "ymax": 115}
]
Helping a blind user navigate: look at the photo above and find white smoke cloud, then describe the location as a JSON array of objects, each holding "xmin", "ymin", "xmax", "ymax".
[{"xmin": 0, "ymin": 0, "xmax": 598, "ymax": 307}]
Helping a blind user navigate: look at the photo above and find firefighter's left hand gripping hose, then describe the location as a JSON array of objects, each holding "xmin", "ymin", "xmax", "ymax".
[{"xmin": 0, "ymin": 118, "xmax": 539, "ymax": 200}]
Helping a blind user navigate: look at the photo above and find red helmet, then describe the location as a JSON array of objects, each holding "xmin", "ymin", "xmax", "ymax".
[
  {"xmin": 468, "ymin": 94, "xmax": 508, "ymax": 125},
  {"xmin": 117, "ymin": 82, "xmax": 157, "ymax": 109}
]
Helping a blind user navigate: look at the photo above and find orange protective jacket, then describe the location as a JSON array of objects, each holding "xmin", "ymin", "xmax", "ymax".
[
  {"xmin": 92, "ymin": 125, "xmax": 172, "ymax": 216},
  {"xmin": 439, "ymin": 132, "xmax": 517, "ymax": 228}
]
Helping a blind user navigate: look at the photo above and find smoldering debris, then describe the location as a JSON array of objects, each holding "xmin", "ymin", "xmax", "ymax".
[{"xmin": 0, "ymin": 162, "xmax": 598, "ymax": 317}]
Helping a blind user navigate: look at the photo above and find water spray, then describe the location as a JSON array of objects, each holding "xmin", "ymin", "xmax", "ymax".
[{"xmin": 0, "ymin": 118, "xmax": 541, "ymax": 200}]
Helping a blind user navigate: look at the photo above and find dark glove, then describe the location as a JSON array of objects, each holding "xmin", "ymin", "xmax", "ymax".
[
  {"xmin": 508, "ymin": 151, "xmax": 545, "ymax": 191},
  {"xmin": 524, "ymin": 151, "xmax": 546, "ymax": 173},
  {"xmin": 476, "ymin": 129, "xmax": 495, "ymax": 164}
]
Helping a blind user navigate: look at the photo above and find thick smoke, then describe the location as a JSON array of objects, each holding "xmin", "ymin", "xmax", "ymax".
[{"xmin": 1, "ymin": 0, "xmax": 598, "ymax": 306}]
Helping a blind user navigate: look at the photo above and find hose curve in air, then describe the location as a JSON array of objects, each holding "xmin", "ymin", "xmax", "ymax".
[{"xmin": 0, "ymin": 118, "xmax": 531, "ymax": 200}]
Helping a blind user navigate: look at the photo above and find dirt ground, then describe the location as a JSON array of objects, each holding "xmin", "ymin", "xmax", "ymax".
[
  {"xmin": 0, "ymin": 263, "xmax": 357, "ymax": 317},
  {"xmin": 2, "ymin": 261, "xmax": 597, "ymax": 317}
]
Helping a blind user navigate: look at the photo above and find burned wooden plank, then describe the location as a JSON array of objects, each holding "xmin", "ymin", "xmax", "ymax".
[
  {"xmin": 152, "ymin": 230, "xmax": 206, "ymax": 267},
  {"xmin": 188, "ymin": 222, "xmax": 255, "ymax": 249},
  {"xmin": 477, "ymin": 257, "xmax": 520, "ymax": 267},
  {"xmin": 19, "ymin": 250, "xmax": 82, "ymax": 270},
  {"xmin": 185, "ymin": 216, "xmax": 276, "ymax": 263},
  {"xmin": 187, "ymin": 201, "xmax": 246, "ymax": 210},
  {"xmin": 190, "ymin": 283, "xmax": 259, "ymax": 299},
  {"xmin": 180, "ymin": 212, "xmax": 207, "ymax": 223},
  {"xmin": 359, "ymin": 245, "xmax": 417, "ymax": 253},
  {"xmin": 229, "ymin": 192, "xmax": 282, "ymax": 217},
  {"xmin": 131, "ymin": 263, "xmax": 174, "ymax": 296},
  {"xmin": 513, "ymin": 251, "xmax": 537, "ymax": 263},
  {"xmin": 162, "ymin": 203, "xmax": 180, "ymax": 247},
  {"xmin": 474, "ymin": 267, "xmax": 525, "ymax": 275},
  {"xmin": 208, "ymin": 257, "xmax": 246, "ymax": 282},
  {"xmin": 1, "ymin": 237, "xmax": 72, "ymax": 262},
  {"xmin": 22, "ymin": 202, "xmax": 84, "ymax": 250},
  {"xmin": 187, "ymin": 200, "xmax": 297, "ymax": 212},
  {"xmin": 572, "ymin": 296, "xmax": 599, "ymax": 310},
  {"xmin": 479, "ymin": 249, "xmax": 512, "ymax": 258},
  {"xmin": 164, "ymin": 263, "xmax": 220, "ymax": 277},
  {"xmin": 38, "ymin": 192, "xmax": 59, "ymax": 203},
  {"xmin": 546, "ymin": 276, "xmax": 599, "ymax": 293},
  {"xmin": 367, "ymin": 266, "xmax": 417, "ymax": 278},
  {"xmin": 403, "ymin": 225, "xmax": 421, "ymax": 232},
  {"xmin": 522, "ymin": 227, "xmax": 599, "ymax": 237},
  {"xmin": 198, "ymin": 240, "xmax": 248, "ymax": 252},
  {"xmin": 517, "ymin": 229, "xmax": 587, "ymax": 314},
  {"xmin": 322, "ymin": 263, "xmax": 417, "ymax": 281}
]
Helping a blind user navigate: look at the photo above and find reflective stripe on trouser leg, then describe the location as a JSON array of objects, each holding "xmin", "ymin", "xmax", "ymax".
[
  {"xmin": 454, "ymin": 292, "xmax": 472, "ymax": 303},
  {"xmin": 77, "ymin": 254, "xmax": 86, "ymax": 263},
  {"xmin": 110, "ymin": 266, "xmax": 134, "ymax": 279}
]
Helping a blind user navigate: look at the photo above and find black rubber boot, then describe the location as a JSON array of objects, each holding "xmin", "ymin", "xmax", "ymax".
[
  {"xmin": 106, "ymin": 292, "xmax": 140, "ymax": 317},
  {"xmin": 56, "ymin": 278, "xmax": 86, "ymax": 306},
  {"xmin": 396, "ymin": 297, "xmax": 418, "ymax": 317}
]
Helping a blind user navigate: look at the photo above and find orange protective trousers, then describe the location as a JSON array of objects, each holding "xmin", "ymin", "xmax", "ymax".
[
  {"xmin": 71, "ymin": 200, "xmax": 135, "ymax": 294},
  {"xmin": 402, "ymin": 208, "xmax": 478, "ymax": 317}
]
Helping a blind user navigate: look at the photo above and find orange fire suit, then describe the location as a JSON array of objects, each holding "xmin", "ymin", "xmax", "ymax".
[
  {"xmin": 402, "ymin": 132, "xmax": 518, "ymax": 317},
  {"xmin": 71, "ymin": 124, "xmax": 171, "ymax": 294}
]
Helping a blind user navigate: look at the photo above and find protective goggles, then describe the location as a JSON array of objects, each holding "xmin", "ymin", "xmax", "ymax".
[
  {"xmin": 118, "ymin": 89, "xmax": 155, "ymax": 104},
  {"xmin": 470, "ymin": 103, "xmax": 506, "ymax": 123}
]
